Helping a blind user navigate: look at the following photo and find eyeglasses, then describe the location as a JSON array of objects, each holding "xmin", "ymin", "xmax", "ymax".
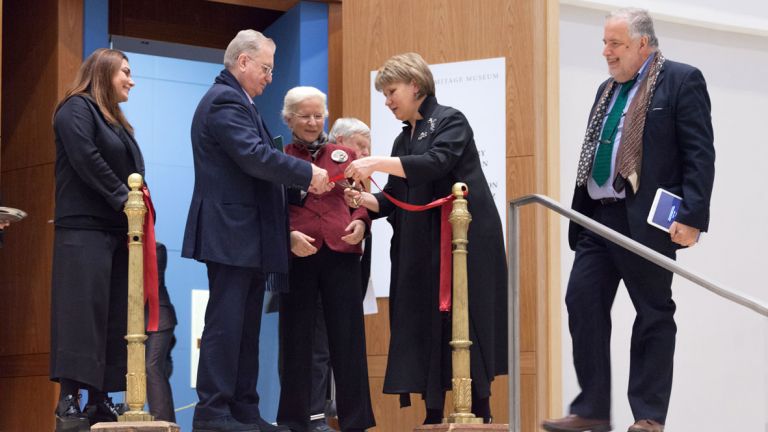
[
  {"xmin": 260, "ymin": 63, "xmax": 274, "ymax": 77},
  {"xmin": 292, "ymin": 113, "xmax": 325, "ymax": 123},
  {"xmin": 245, "ymin": 55, "xmax": 274, "ymax": 77}
]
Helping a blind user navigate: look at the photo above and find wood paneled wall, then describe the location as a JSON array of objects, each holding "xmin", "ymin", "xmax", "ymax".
[
  {"xmin": 331, "ymin": 1, "xmax": 558, "ymax": 430},
  {"xmin": 0, "ymin": 1, "xmax": 83, "ymax": 431},
  {"xmin": 110, "ymin": 0, "xmax": 283, "ymax": 49}
]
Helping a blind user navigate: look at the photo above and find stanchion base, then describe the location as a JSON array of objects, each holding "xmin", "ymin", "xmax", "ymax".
[
  {"xmin": 118, "ymin": 412, "xmax": 154, "ymax": 422},
  {"xmin": 445, "ymin": 415, "xmax": 483, "ymax": 424},
  {"xmin": 91, "ymin": 420, "xmax": 180, "ymax": 431},
  {"xmin": 414, "ymin": 424, "xmax": 509, "ymax": 432}
]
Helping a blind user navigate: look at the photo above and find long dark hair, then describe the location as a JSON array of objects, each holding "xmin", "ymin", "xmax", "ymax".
[{"xmin": 56, "ymin": 48, "xmax": 133, "ymax": 133}]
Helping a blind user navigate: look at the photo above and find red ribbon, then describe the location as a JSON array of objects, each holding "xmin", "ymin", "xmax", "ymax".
[
  {"xmin": 141, "ymin": 186, "xmax": 160, "ymax": 332},
  {"xmin": 367, "ymin": 177, "xmax": 464, "ymax": 312}
]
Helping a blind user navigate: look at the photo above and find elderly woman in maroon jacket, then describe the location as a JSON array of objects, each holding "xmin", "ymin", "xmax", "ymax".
[{"xmin": 276, "ymin": 86, "xmax": 375, "ymax": 432}]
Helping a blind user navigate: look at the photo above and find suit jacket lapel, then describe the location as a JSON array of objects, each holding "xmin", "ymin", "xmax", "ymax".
[
  {"xmin": 80, "ymin": 95, "xmax": 144, "ymax": 175},
  {"xmin": 653, "ymin": 62, "xmax": 666, "ymax": 91},
  {"xmin": 106, "ymin": 120, "xmax": 144, "ymax": 176},
  {"xmin": 121, "ymin": 129, "xmax": 145, "ymax": 175},
  {"xmin": 256, "ymin": 107, "xmax": 278, "ymax": 151}
]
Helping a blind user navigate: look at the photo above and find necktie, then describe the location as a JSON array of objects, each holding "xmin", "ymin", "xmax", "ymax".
[{"xmin": 592, "ymin": 78, "xmax": 636, "ymax": 186}]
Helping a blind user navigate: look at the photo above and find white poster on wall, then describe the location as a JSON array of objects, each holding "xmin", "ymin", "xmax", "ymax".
[
  {"xmin": 190, "ymin": 289, "xmax": 209, "ymax": 388},
  {"xmin": 369, "ymin": 57, "xmax": 506, "ymax": 298}
]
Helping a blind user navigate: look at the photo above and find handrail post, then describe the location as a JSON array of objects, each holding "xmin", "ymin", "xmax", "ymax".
[
  {"xmin": 446, "ymin": 183, "xmax": 483, "ymax": 424},
  {"xmin": 508, "ymin": 202, "xmax": 521, "ymax": 432},
  {"xmin": 120, "ymin": 173, "xmax": 153, "ymax": 421}
]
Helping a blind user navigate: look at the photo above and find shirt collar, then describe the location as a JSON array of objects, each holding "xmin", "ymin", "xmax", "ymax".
[
  {"xmin": 241, "ymin": 87, "xmax": 254, "ymax": 105},
  {"xmin": 403, "ymin": 95, "xmax": 439, "ymax": 128},
  {"xmin": 631, "ymin": 52, "xmax": 655, "ymax": 83}
]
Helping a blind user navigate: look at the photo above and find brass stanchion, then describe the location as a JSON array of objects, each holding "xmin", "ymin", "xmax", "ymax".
[
  {"xmin": 413, "ymin": 183, "xmax": 508, "ymax": 432},
  {"xmin": 120, "ymin": 173, "xmax": 153, "ymax": 422},
  {"xmin": 446, "ymin": 183, "xmax": 482, "ymax": 425}
]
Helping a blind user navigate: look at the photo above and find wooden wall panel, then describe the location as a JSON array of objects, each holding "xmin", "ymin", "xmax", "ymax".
[
  {"xmin": 0, "ymin": 164, "xmax": 55, "ymax": 357},
  {"xmin": 507, "ymin": 156, "xmax": 537, "ymax": 353},
  {"xmin": 542, "ymin": 0, "xmax": 562, "ymax": 419},
  {"xmin": 364, "ymin": 298, "xmax": 390, "ymax": 356},
  {"xmin": 1, "ymin": 0, "xmax": 2, "ymax": 173},
  {"xmin": 109, "ymin": 0, "xmax": 282, "ymax": 50},
  {"xmin": 0, "ymin": 1, "xmax": 83, "ymax": 430},
  {"xmin": 1, "ymin": 0, "xmax": 58, "ymax": 171},
  {"xmin": 368, "ymin": 377, "xmax": 425, "ymax": 431},
  {"xmin": 340, "ymin": 1, "xmax": 553, "ymax": 430},
  {"xmin": 0, "ymin": 376, "xmax": 58, "ymax": 432},
  {"xmin": 327, "ymin": 1, "xmax": 343, "ymax": 123}
]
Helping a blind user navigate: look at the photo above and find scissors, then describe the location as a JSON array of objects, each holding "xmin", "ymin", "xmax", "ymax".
[{"xmin": 336, "ymin": 177, "xmax": 363, "ymax": 192}]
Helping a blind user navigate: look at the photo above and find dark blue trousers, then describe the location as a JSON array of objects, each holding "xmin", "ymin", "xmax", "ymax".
[
  {"xmin": 566, "ymin": 201, "xmax": 676, "ymax": 424},
  {"xmin": 194, "ymin": 263, "xmax": 266, "ymax": 422}
]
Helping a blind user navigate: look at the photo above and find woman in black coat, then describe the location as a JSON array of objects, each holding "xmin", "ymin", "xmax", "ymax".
[
  {"xmin": 50, "ymin": 48, "xmax": 144, "ymax": 432},
  {"xmin": 344, "ymin": 52, "xmax": 508, "ymax": 424}
]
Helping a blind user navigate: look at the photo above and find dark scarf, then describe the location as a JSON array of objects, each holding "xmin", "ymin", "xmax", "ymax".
[
  {"xmin": 293, "ymin": 132, "xmax": 328, "ymax": 160},
  {"xmin": 575, "ymin": 51, "xmax": 665, "ymax": 193}
]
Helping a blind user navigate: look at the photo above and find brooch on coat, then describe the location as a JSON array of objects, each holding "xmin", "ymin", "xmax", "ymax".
[
  {"xmin": 417, "ymin": 131, "xmax": 428, "ymax": 140},
  {"xmin": 331, "ymin": 149, "xmax": 349, "ymax": 163},
  {"xmin": 427, "ymin": 117, "xmax": 437, "ymax": 132}
]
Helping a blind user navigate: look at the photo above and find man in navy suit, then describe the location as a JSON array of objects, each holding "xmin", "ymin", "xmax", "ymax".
[
  {"xmin": 543, "ymin": 8, "xmax": 715, "ymax": 432},
  {"xmin": 182, "ymin": 29, "xmax": 332, "ymax": 432}
]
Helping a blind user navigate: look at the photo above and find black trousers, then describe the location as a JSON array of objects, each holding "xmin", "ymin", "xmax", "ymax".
[
  {"xmin": 566, "ymin": 201, "xmax": 676, "ymax": 424},
  {"xmin": 50, "ymin": 228, "xmax": 128, "ymax": 392},
  {"xmin": 310, "ymin": 299, "xmax": 331, "ymax": 417},
  {"xmin": 146, "ymin": 327, "xmax": 176, "ymax": 422},
  {"xmin": 277, "ymin": 247, "xmax": 374, "ymax": 431},
  {"xmin": 194, "ymin": 263, "xmax": 266, "ymax": 421}
]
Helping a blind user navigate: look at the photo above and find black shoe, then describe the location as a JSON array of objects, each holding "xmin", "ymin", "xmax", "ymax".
[
  {"xmin": 309, "ymin": 418, "xmax": 335, "ymax": 432},
  {"xmin": 192, "ymin": 415, "xmax": 260, "ymax": 432},
  {"xmin": 55, "ymin": 394, "xmax": 90, "ymax": 432},
  {"xmin": 256, "ymin": 417, "xmax": 291, "ymax": 432},
  {"xmin": 84, "ymin": 397, "xmax": 126, "ymax": 425}
]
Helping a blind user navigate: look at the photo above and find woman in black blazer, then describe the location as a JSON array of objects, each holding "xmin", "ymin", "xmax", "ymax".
[{"xmin": 50, "ymin": 48, "xmax": 144, "ymax": 432}]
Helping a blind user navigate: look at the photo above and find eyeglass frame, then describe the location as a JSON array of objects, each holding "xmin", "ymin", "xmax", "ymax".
[
  {"xmin": 291, "ymin": 112, "xmax": 326, "ymax": 124},
  {"xmin": 259, "ymin": 63, "xmax": 274, "ymax": 77},
  {"xmin": 244, "ymin": 55, "xmax": 274, "ymax": 77}
]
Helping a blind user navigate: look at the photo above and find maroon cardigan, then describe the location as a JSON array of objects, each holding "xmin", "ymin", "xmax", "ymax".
[{"xmin": 285, "ymin": 142, "xmax": 370, "ymax": 255}]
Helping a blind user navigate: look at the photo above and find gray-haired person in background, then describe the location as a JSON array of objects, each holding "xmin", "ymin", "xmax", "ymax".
[
  {"xmin": 329, "ymin": 117, "xmax": 372, "ymax": 298},
  {"xmin": 329, "ymin": 118, "xmax": 371, "ymax": 159}
]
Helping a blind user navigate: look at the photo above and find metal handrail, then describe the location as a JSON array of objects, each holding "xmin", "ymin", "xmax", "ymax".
[{"xmin": 506, "ymin": 193, "xmax": 768, "ymax": 432}]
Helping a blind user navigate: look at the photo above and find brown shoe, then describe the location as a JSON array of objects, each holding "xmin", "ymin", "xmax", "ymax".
[
  {"xmin": 627, "ymin": 419, "xmax": 664, "ymax": 432},
  {"xmin": 542, "ymin": 414, "xmax": 612, "ymax": 432}
]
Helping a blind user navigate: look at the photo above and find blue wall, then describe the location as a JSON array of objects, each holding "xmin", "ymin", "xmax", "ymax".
[
  {"xmin": 261, "ymin": 1, "xmax": 329, "ymax": 140},
  {"xmin": 83, "ymin": 1, "xmax": 329, "ymax": 430},
  {"xmin": 83, "ymin": 0, "xmax": 109, "ymax": 57}
]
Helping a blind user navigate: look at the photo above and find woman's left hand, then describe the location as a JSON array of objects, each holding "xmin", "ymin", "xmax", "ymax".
[{"xmin": 341, "ymin": 219, "xmax": 366, "ymax": 245}]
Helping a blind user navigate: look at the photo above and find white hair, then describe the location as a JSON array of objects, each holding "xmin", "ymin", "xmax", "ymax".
[
  {"xmin": 223, "ymin": 29, "xmax": 275, "ymax": 70},
  {"xmin": 328, "ymin": 118, "xmax": 370, "ymax": 142},
  {"xmin": 281, "ymin": 86, "xmax": 328, "ymax": 123},
  {"xmin": 607, "ymin": 8, "xmax": 659, "ymax": 48}
]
